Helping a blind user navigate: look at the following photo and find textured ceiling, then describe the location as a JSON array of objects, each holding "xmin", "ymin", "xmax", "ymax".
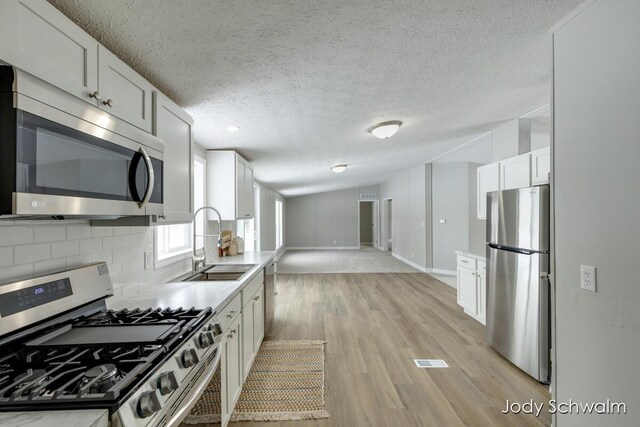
[{"xmin": 49, "ymin": 0, "xmax": 580, "ymax": 196}]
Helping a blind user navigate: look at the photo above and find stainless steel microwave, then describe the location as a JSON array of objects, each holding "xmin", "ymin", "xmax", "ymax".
[{"xmin": 0, "ymin": 67, "xmax": 163, "ymax": 219}]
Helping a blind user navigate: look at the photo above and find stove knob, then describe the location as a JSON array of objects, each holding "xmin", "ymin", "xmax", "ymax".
[
  {"xmin": 157, "ymin": 371, "xmax": 179, "ymax": 395},
  {"xmin": 137, "ymin": 390, "xmax": 161, "ymax": 418},
  {"xmin": 208, "ymin": 322, "xmax": 223, "ymax": 336},
  {"xmin": 180, "ymin": 348, "xmax": 199, "ymax": 368},
  {"xmin": 198, "ymin": 331, "xmax": 215, "ymax": 348}
]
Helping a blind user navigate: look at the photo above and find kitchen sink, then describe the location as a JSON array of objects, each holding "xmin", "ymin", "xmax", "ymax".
[{"xmin": 184, "ymin": 264, "xmax": 256, "ymax": 282}]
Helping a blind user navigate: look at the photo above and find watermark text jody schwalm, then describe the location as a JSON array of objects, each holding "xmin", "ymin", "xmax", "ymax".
[{"xmin": 502, "ymin": 399, "xmax": 627, "ymax": 416}]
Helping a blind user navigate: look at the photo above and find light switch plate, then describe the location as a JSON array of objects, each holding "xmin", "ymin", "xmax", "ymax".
[
  {"xmin": 580, "ymin": 265, "xmax": 597, "ymax": 292},
  {"xmin": 439, "ymin": 219, "xmax": 446, "ymax": 224}
]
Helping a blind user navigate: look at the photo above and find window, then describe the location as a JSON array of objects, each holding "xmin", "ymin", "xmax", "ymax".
[
  {"xmin": 155, "ymin": 155, "xmax": 206, "ymax": 264},
  {"xmin": 236, "ymin": 219, "xmax": 255, "ymax": 252},
  {"xmin": 275, "ymin": 200, "xmax": 283, "ymax": 249}
]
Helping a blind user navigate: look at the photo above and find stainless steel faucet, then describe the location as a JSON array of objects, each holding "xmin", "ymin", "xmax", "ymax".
[{"xmin": 192, "ymin": 206, "xmax": 223, "ymax": 272}]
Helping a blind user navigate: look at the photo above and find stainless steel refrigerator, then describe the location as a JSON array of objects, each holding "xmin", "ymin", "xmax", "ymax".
[{"xmin": 486, "ymin": 185, "xmax": 550, "ymax": 383}]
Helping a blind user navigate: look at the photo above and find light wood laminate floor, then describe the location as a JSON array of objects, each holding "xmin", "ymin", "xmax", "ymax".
[{"xmin": 192, "ymin": 273, "xmax": 550, "ymax": 427}]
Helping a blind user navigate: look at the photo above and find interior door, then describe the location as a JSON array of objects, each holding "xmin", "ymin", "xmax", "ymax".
[{"xmin": 372, "ymin": 201, "xmax": 379, "ymax": 249}]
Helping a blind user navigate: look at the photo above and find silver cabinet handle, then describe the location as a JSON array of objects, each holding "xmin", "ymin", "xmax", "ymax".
[
  {"xmin": 103, "ymin": 98, "xmax": 115, "ymax": 107},
  {"xmin": 89, "ymin": 90, "xmax": 101, "ymax": 100},
  {"xmin": 138, "ymin": 147, "xmax": 155, "ymax": 209},
  {"xmin": 253, "ymin": 296, "xmax": 260, "ymax": 301}
]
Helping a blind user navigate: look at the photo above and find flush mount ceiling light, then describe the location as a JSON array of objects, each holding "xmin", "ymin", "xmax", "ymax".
[
  {"xmin": 367, "ymin": 120, "xmax": 403, "ymax": 139},
  {"xmin": 226, "ymin": 125, "xmax": 240, "ymax": 132},
  {"xmin": 330, "ymin": 164, "xmax": 348, "ymax": 174}
]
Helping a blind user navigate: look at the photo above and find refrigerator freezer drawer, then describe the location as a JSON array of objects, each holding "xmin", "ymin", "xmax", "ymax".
[
  {"xmin": 486, "ymin": 186, "xmax": 549, "ymax": 252},
  {"xmin": 486, "ymin": 246, "xmax": 549, "ymax": 382}
]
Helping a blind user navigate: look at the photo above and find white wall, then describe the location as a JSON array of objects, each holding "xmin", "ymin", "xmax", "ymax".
[
  {"xmin": 553, "ymin": 0, "xmax": 640, "ymax": 425},
  {"xmin": 285, "ymin": 185, "xmax": 379, "ymax": 248},
  {"xmin": 380, "ymin": 164, "xmax": 428, "ymax": 269},
  {"xmin": 0, "ymin": 221, "xmax": 191, "ymax": 304}
]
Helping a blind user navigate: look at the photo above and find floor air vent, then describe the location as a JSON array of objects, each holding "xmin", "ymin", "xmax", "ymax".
[{"xmin": 414, "ymin": 359, "xmax": 449, "ymax": 368}]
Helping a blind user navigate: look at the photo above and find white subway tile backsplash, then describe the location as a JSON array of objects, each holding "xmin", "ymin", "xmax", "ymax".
[
  {"xmin": 91, "ymin": 227, "xmax": 113, "ymax": 238},
  {"xmin": 79, "ymin": 238, "xmax": 102, "ymax": 254},
  {"xmin": 14, "ymin": 243, "xmax": 51, "ymax": 264},
  {"xmin": 0, "ymin": 247, "xmax": 13, "ymax": 267},
  {"xmin": 91, "ymin": 251, "xmax": 113, "ymax": 264},
  {"xmin": 34, "ymin": 225, "xmax": 66, "ymax": 242},
  {"xmin": 66, "ymin": 224, "xmax": 91, "ymax": 240},
  {"xmin": 51, "ymin": 240, "xmax": 80, "ymax": 258},
  {"xmin": 0, "ymin": 264, "xmax": 34, "ymax": 283},
  {"xmin": 34, "ymin": 258, "xmax": 67, "ymax": 275},
  {"xmin": 66, "ymin": 255, "xmax": 92, "ymax": 268},
  {"xmin": 0, "ymin": 222, "xmax": 191, "ymax": 295},
  {"xmin": 0, "ymin": 226, "xmax": 34, "ymax": 246},
  {"xmin": 102, "ymin": 236, "xmax": 123, "ymax": 251}
]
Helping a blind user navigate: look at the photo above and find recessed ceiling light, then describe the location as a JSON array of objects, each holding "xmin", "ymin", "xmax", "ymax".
[
  {"xmin": 367, "ymin": 120, "xmax": 402, "ymax": 139},
  {"xmin": 330, "ymin": 164, "xmax": 348, "ymax": 174},
  {"xmin": 227, "ymin": 125, "xmax": 240, "ymax": 132}
]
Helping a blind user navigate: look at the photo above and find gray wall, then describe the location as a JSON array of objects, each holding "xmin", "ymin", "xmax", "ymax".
[
  {"xmin": 553, "ymin": 0, "xmax": 640, "ymax": 425},
  {"xmin": 432, "ymin": 163, "xmax": 469, "ymax": 271},
  {"xmin": 285, "ymin": 185, "xmax": 379, "ymax": 248},
  {"xmin": 379, "ymin": 164, "xmax": 428, "ymax": 268},
  {"xmin": 359, "ymin": 202, "xmax": 373, "ymax": 243}
]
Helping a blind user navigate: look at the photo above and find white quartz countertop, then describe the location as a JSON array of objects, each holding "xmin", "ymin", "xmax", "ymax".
[
  {"xmin": 455, "ymin": 250, "xmax": 486, "ymax": 262},
  {"xmin": 0, "ymin": 410, "xmax": 108, "ymax": 427},
  {"xmin": 107, "ymin": 251, "xmax": 277, "ymax": 312}
]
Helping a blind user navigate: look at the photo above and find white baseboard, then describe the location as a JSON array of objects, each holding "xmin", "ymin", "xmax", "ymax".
[
  {"xmin": 286, "ymin": 246, "xmax": 360, "ymax": 250},
  {"xmin": 392, "ymin": 253, "xmax": 428, "ymax": 273},
  {"xmin": 428, "ymin": 268, "xmax": 457, "ymax": 276}
]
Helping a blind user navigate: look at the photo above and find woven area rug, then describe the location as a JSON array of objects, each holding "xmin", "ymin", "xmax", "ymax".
[{"xmin": 185, "ymin": 340, "xmax": 329, "ymax": 423}]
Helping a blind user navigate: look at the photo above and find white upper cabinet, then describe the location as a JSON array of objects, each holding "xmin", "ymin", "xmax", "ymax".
[
  {"xmin": 499, "ymin": 152, "xmax": 531, "ymax": 190},
  {"xmin": 0, "ymin": 0, "xmax": 156, "ymax": 133},
  {"xmin": 207, "ymin": 151, "xmax": 255, "ymax": 220},
  {"xmin": 97, "ymin": 47, "xmax": 154, "ymax": 133},
  {"xmin": 153, "ymin": 92, "xmax": 194, "ymax": 223},
  {"xmin": 477, "ymin": 163, "xmax": 500, "ymax": 220},
  {"xmin": 0, "ymin": 0, "xmax": 98, "ymax": 103},
  {"xmin": 531, "ymin": 146, "xmax": 551, "ymax": 185}
]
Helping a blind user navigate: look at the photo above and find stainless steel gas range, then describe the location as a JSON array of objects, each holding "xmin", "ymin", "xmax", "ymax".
[{"xmin": 0, "ymin": 263, "xmax": 222, "ymax": 427}]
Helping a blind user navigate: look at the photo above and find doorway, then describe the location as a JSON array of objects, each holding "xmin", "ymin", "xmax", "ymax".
[
  {"xmin": 358, "ymin": 200, "xmax": 379, "ymax": 249},
  {"xmin": 381, "ymin": 198, "xmax": 393, "ymax": 251}
]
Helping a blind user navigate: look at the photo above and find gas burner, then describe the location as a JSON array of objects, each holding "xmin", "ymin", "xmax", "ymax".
[
  {"xmin": 14, "ymin": 369, "xmax": 48, "ymax": 395},
  {"xmin": 81, "ymin": 364, "xmax": 120, "ymax": 393}
]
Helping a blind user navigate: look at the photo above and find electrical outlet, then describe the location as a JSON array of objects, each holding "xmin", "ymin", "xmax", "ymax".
[
  {"xmin": 439, "ymin": 219, "xmax": 446, "ymax": 224},
  {"xmin": 144, "ymin": 251, "xmax": 154, "ymax": 270},
  {"xmin": 580, "ymin": 265, "xmax": 596, "ymax": 292}
]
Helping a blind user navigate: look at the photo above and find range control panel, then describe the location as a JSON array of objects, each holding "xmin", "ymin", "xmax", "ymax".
[{"xmin": 0, "ymin": 278, "xmax": 73, "ymax": 317}]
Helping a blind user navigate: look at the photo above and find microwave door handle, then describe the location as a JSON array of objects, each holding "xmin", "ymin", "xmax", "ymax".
[{"xmin": 138, "ymin": 147, "xmax": 155, "ymax": 209}]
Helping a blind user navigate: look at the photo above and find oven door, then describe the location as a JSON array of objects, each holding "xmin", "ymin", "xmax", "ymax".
[{"xmin": 13, "ymin": 109, "xmax": 163, "ymax": 217}]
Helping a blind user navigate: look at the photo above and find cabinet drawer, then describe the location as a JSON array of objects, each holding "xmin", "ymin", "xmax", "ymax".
[
  {"xmin": 457, "ymin": 255, "xmax": 477, "ymax": 270},
  {"xmin": 219, "ymin": 293, "xmax": 242, "ymax": 331},
  {"xmin": 242, "ymin": 271, "xmax": 264, "ymax": 307}
]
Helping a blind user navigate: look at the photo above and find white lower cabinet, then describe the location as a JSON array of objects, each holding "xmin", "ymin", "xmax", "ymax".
[
  {"xmin": 221, "ymin": 274, "xmax": 266, "ymax": 427},
  {"xmin": 221, "ymin": 314, "xmax": 242, "ymax": 427},
  {"xmin": 456, "ymin": 254, "xmax": 486, "ymax": 325}
]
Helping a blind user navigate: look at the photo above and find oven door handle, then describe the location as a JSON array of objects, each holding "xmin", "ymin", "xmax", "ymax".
[
  {"xmin": 165, "ymin": 348, "xmax": 221, "ymax": 427},
  {"xmin": 138, "ymin": 146, "xmax": 155, "ymax": 209}
]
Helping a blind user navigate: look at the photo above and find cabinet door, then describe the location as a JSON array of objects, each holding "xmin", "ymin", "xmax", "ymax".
[
  {"xmin": 241, "ymin": 303, "xmax": 255, "ymax": 381},
  {"xmin": 457, "ymin": 267, "xmax": 478, "ymax": 315},
  {"xmin": 0, "ymin": 0, "xmax": 98, "ymax": 104},
  {"xmin": 225, "ymin": 316, "xmax": 242, "ymax": 416},
  {"xmin": 499, "ymin": 153, "xmax": 531, "ymax": 190},
  {"xmin": 153, "ymin": 92, "xmax": 193, "ymax": 223},
  {"xmin": 477, "ymin": 163, "xmax": 500, "ymax": 219},
  {"xmin": 243, "ymin": 165, "xmax": 254, "ymax": 219},
  {"xmin": 220, "ymin": 338, "xmax": 230, "ymax": 426},
  {"xmin": 253, "ymin": 287, "xmax": 264, "ymax": 352},
  {"xmin": 531, "ymin": 147, "xmax": 551, "ymax": 185},
  {"xmin": 235, "ymin": 157, "xmax": 246, "ymax": 218},
  {"xmin": 477, "ymin": 270, "xmax": 486, "ymax": 325},
  {"xmin": 97, "ymin": 46, "xmax": 154, "ymax": 132}
]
